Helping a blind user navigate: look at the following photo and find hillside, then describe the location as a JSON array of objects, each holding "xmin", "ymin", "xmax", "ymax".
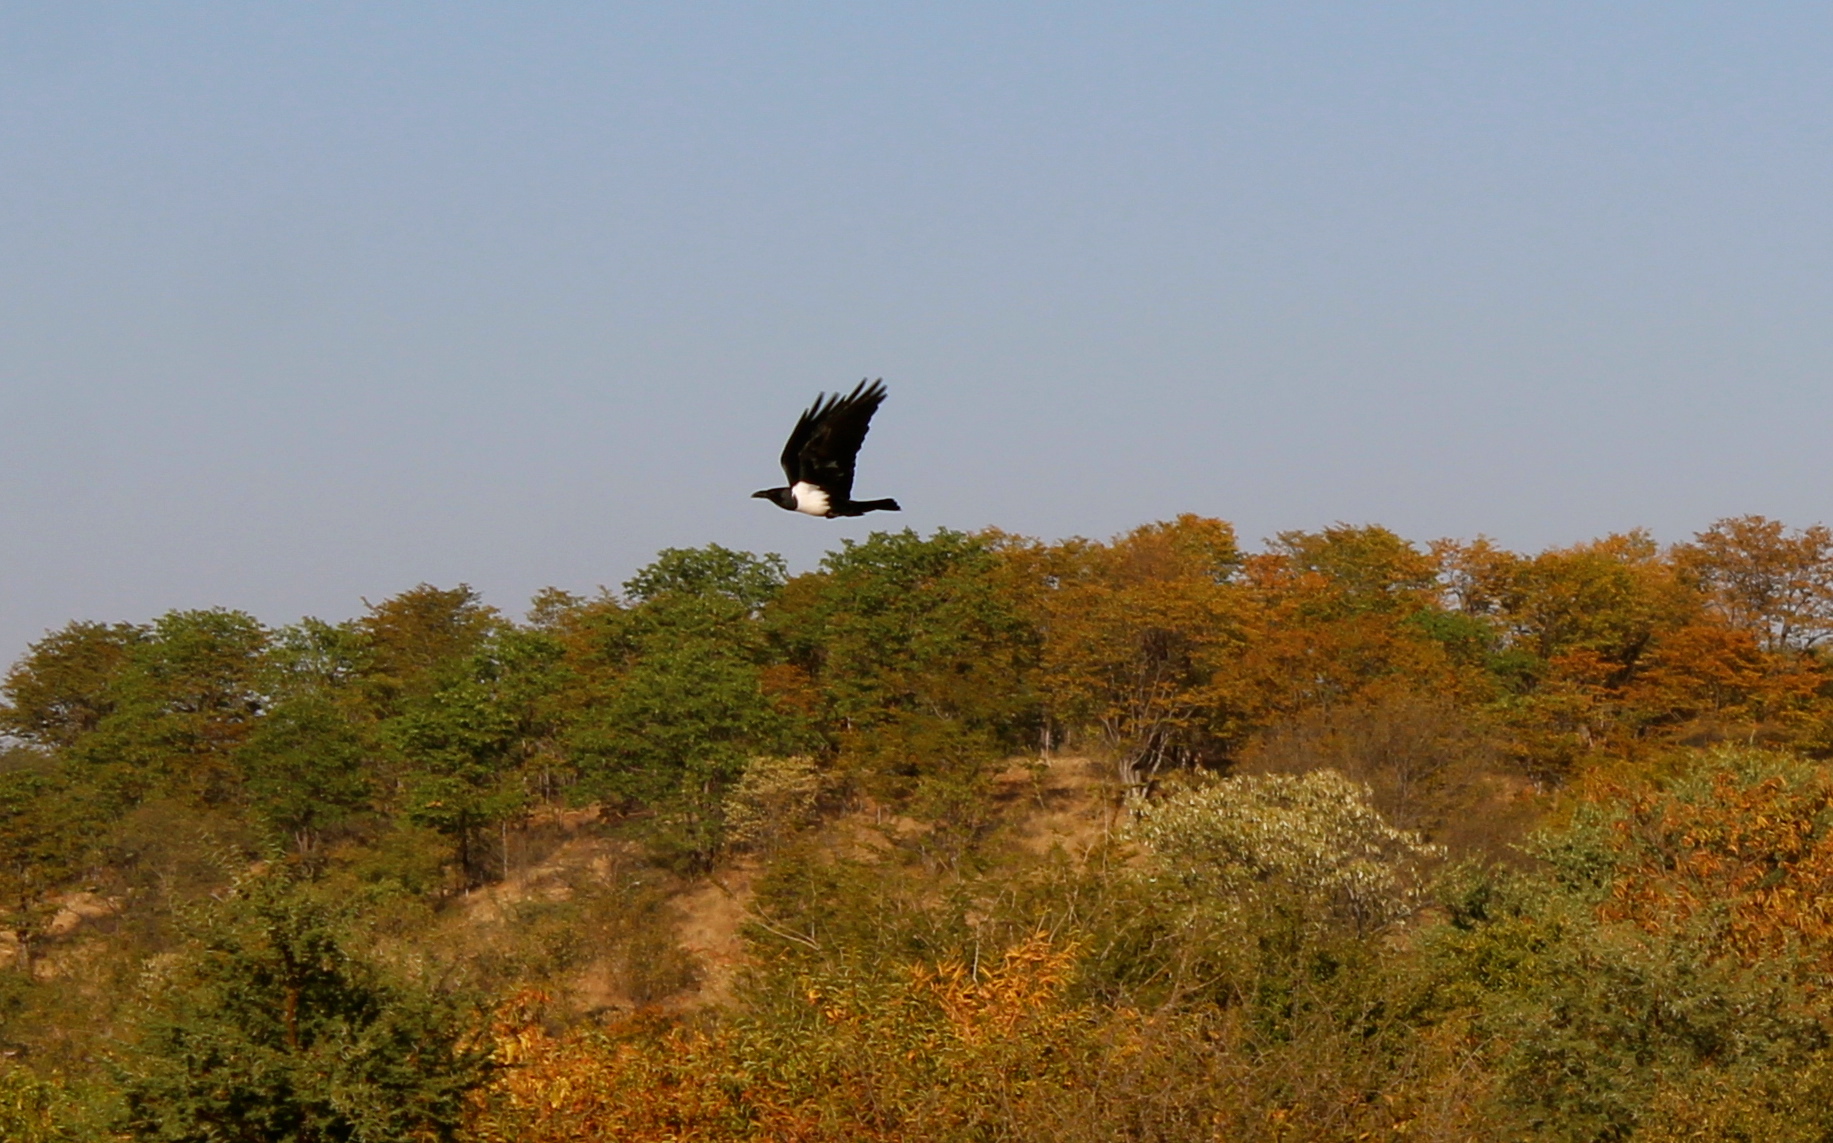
[{"xmin": 7, "ymin": 515, "xmax": 1833, "ymax": 1140}]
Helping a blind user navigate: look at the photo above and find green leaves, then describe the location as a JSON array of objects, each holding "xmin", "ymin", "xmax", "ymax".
[
  {"xmin": 622, "ymin": 544, "xmax": 786, "ymax": 612},
  {"xmin": 568, "ymin": 617, "xmax": 795, "ymax": 867},
  {"xmin": 1414, "ymin": 748, "xmax": 1833, "ymax": 1139},
  {"xmin": 235, "ymin": 696, "xmax": 373, "ymax": 851},
  {"xmin": 799, "ymin": 528, "xmax": 1038, "ymax": 739},
  {"xmin": 0, "ymin": 621, "xmax": 143, "ymax": 748},
  {"xmin": 119, "ymin": 869, "xmax": 491, "ymax": 1143},
  {"xmin": 387, "ymin": 676, "xmax": 526, "ymax": 884}
]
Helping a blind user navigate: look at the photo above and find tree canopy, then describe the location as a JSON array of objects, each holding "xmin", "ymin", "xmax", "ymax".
[{"xmin": 4, "ymin": 518, "xmax": 1833, "ymax": 1139}]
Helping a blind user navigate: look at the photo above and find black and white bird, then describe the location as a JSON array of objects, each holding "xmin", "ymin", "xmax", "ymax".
[{"xmin": 753, "ymin": 379, "xmax": 902, "ymax": 518}]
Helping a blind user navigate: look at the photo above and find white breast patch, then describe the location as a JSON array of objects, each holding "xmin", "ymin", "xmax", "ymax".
[{"xmin": 790, "ymin": 481, "xmax": 831, "ymax": 516}]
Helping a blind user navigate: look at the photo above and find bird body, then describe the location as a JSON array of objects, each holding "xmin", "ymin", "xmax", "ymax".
[{"xmin": 754, "ymin": 380, "xmax": 901, "ymax": 518}]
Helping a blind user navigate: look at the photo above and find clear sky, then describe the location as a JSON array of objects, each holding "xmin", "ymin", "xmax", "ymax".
[{"xmin": 3, "ymin": 3, "xmax": 1831, "ymax": 659}]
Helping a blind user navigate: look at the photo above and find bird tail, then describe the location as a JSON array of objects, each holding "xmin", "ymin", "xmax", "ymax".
[{"xmin": 853, "ymin": 498, "xmax": 901, "ymax": 514}]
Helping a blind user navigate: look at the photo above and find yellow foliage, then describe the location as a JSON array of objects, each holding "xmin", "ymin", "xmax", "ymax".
[{"xmin": 1590, "ymin": 757, "xmax": 1833, "ymax": 967}]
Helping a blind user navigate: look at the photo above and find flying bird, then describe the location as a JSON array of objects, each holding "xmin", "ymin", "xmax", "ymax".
[{"xmin": 754, "ymin": 379, "xmax": 902, "ymax": 518}]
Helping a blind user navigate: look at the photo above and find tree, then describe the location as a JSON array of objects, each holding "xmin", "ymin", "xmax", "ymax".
[
  {"xmin": 1623, "ymin": 621, "xmax": 1820, "ymax": 737},
  {"xmin": 234, "ymin": 696, "xmax": 374, "ymax": 854},
  {"xmin": 1675, "ymin": 515, "xmax": 1833, "ymax": 653},
  {"xmin": 388, "ymin": 677, "xmax": 525, "ymax": 886},
  {"xmin": 621, "ymin": 544, "xmax": 786, "ymax": 613},
  {"xmin": 360, "ymin": 594, "xmax": 554, "ymax": 884},
  {"xmin": 765, "ymin": 528, "xmax": 1040, "ymax": 850},
  {"xmin": 1127, "ymin": 769, "xmax": 1441, "ymax": 936},
  {"xmin": 356, "ymin": 585, "xmax": 502, "ymax": 714},
  {"xmin": 1270, "ymin": 523, "xmax": 1438, "ymax": 617},
  {"xmin": 0, "ymin": 1063, "xmax": 100, "ymax": 1143},
  {"xmin": 722, "ymin": 754, "xmax": 822, "ymax": 855},
  {"xmin": 1421, "ymin": 747, "xmax": 1833, "ymax": 1140},
  {"xmin": 568, "ymin": 553, "xmax": 803, "ymax": 867},
  {"xmin": 1030, "ymin": 516, "xmax": 1242, "ymax": 788},
  {"xmin": 71, "ymin": 610, "xmax": 269, "ymax": 806},
  {"xmin": 1581, "ymin": 748, "xmax": 1833, "ymax": 967},
  {"xmin": 1, "ymin": 621, "xmax": 144, "ymax": 749},
  {"xmin": 264, "ymin": 619, "xmax": 369, "ymax": 706},
  {"xmin": 1457, "ymin": 533, "xmax": 1702, "ymax": 775},
  {"xmin": 1236, "ymin": 688, "xmax": 1500, "ymax": 837},
  {"xmin": 120, "ymin": 869, "xmax": 492, "ymax": 1143},
  {"xmin": 0, "ymin": 762, "xmax": 86, "ymax": 975},
  {"xmin": 1497, "ymin": 531, "xmax": 1694, "ymax": 673},
  {"xmin": 1234, "ymin": 550, "xmax": 1479, "ymax": 726},
  {"xmin": 787, "ymin": 528, "xmax": 1040, "ymax": 742}
]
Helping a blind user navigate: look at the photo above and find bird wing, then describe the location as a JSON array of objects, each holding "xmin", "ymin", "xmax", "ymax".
[{"xmin": 780, "ymin": 379, "xmax": 887, "ymax": 500}]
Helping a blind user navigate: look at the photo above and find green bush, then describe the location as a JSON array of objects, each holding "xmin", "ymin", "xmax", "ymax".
[{"xmin": 118, "ymin": 868, "xmax": 492, "ymax": 1143}]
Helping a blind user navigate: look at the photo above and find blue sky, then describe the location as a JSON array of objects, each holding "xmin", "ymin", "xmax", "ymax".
[{"xmin": 3, "ymin": 3, "xmax": 1831, "ymax": 657}]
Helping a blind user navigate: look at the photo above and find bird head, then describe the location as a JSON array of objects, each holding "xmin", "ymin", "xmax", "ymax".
[{"xmin": 752, "ymin": 487, "xmax": 795, "ymax": 510}]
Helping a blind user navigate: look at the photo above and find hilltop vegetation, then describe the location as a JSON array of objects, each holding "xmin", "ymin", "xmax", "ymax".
[{"xmin": 7, "ymin": 514, "xmax": 1833, "ymax": 1140}]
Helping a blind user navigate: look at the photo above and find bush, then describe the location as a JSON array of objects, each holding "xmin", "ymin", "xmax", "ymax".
[
  {"xmin": 1126, "ymin": 769, "xmax": 1442, "ymax": 935},
  {"xmin": 118, "ymin": 867, "xmax": 492, "ymax": 1143},
  {"xmin": 0, "ymin": 1063, "xmax": 110, "ymax": 1143},
  {"xmin": 1417, "ymin": 747, "xmax": 1833, "ymax": 1140},
  {"xmin": 722, "ymin": 755, "xmax": 822, "ymax": 855}
]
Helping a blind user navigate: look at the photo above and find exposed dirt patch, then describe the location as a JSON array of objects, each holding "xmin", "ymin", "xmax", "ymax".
[
  {"xmin": 0, "ymin": 892, "xmax": 126, "ymax": 975},
  {"xmin": 46, "ymin": 891, "xmax": 121, "ymax": 936},
  {"xmin": 460, "ymin": 832, "xmax": 630, "ymax": 925},
  {"xmin": 451, "ymin": 758, "xmax": 1115, "ymax": 1014},
  {"xmin": 990, "ymin": 754, "xmax": 1119, "ymax": 857},
  {"xmin": 670, "ymin": 863, "xmax": 757, "ymax": 1009}
]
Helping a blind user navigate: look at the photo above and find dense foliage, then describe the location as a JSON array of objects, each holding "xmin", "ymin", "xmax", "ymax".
[{"xmin": 6, "ymin": 515, "xmax": 1833, "ymax": 1139}]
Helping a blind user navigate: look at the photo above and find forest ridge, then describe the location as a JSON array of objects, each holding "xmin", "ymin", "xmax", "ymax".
[{"xmin": 6, "ymin": 514, "xmax": 1833, "ymax": 1140}]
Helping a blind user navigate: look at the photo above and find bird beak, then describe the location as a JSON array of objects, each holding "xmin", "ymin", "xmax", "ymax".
[{"xmin": 751, "ymin": 490, "xmax": 770, "ymax": 498}]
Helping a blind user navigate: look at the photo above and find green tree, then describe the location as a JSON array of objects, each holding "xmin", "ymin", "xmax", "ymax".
[
  {"xmin": 72, "ymin": 610, "xmax": 270, "ymax": 807},
  {"xmin": 622, "ymin": 544, "xmax": 787, "ymax": 613},
  {"xmin": 264, "ymin": 619, "xmax": 369, "ymax": 706},
  {"xmin": 367, "ymin": 618, "xmax": 568, "ymax": 884},
  {"xmin": 778, "ymin": 529, "xmax": 1040, "ymax": 821},
  {"xmin": 1, "ymin": 621, "xmax": 145, "ymax": 748},
  {"xmin": 387, "ymin": 677, "xmax": 524, "ymax": 886},
  {"xmin": 0, "ymin": 1062, "xmax": 105, "ymax": 1143},
  {"xmin": 565, "ymin": 552, "xmax": 804, "ymax": 867},
  {"xmin": 120, "ymin": 869, "xmax": 491, "ymax": 1143},
  {"xmin": 234, "ymin": 697, "xmax": 373, "ymax": 855},
  {"xmin": 795, "ymin": 529, "xmax": 1038, "ymax": 736}
]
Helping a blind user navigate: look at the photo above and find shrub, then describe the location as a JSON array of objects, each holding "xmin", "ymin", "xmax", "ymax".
[
  {"xmin": 1418, "ymin": 747, "xmax": 1833, "ymax": 1140},
  {"xmin": 1126, "ymin": 769, "xmax": 1443, "ymax": 935},
  {"xmin": 118, "ymin": 868, "xmax": 492, "ymax": 1143},
  {"xmin": 723, "ymin": 755, "xmax": 822, "ymax": 855}
]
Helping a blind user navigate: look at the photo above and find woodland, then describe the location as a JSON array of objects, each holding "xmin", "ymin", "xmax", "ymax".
[{"xmin": 7, "ymin": 514, "xmax": 1833, "ymax": 1140}]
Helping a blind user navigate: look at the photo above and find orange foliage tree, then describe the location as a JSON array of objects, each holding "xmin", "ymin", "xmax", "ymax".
[
  {"xmin": 1023, "ymin": 516, "xmax": 1247, "ymax": 787},
  {"xmin": 1675, "ymin": 515, "xmax": 1833, "ymax": 653},
  {"xmin": 1587, "ymin": 749, "xmax": 1833, "ymax": 967},
  {"xmin": 467, "ymin": 934, "xmax": 1092, "ymax": 1143},
  {"xmin": 1235, "ymin": 524, "xmax": 1483, "ymax": 722}
]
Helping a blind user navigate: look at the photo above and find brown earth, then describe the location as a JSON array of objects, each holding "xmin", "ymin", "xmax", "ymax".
[
  {"xmin": 458, "ymin": 755, "xmax": 1112, "ymax": 1014},
  {"xmin": 0, "ymin": 759, "xmax": 1112, "ymax": 1006}
]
